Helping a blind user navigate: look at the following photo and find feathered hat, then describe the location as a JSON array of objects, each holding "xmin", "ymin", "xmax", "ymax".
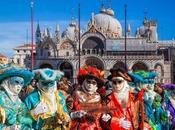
[
  {"xmin": 77, "ymin": 66, "xmax": 104, "ymax": 87},
  {"xmin": 129, "ymin": 70, "xmax": 157, "ymax": 84},
  {"xmin": 0, "ymin": 63, "xmax": 34, "ymax": 86},
  {"xmin": 33, "ymin": 68, "xmax": 64, "ymax": 83}
]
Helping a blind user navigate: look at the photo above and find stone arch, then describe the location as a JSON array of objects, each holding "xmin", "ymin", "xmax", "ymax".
[
  {"xmin": 82, "ymin": 37, "xmax": 104, "ymax": 50},
  {"xmin": 81, "ymin": 32, "xmax": 106, "ymax": 49},
  {"xmin": 113, "ymin": 61, "xmax": 127, "ymax": 71},
  {"xmin": 82, "ymin": 56, "xmax": 105, "ymax": 70},
  {"xmin": 132, "ymin": 61, "xmax": 149, "ymax": 71},
  {"xmin": 41, "ymin": 38, "xmax": 57, "ymax": 57},
  {"xmin": 59, "ymin": 61, "xmax": 73, "ymax": 80},
  {"xmin": 39, "ymin": 63, "xmax": 53, "ymax": 69}
]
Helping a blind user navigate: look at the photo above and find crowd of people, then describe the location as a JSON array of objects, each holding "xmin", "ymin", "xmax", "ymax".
[{"xmin": 0, "ymin": 58, "xmax": 175, "ymax": 130}]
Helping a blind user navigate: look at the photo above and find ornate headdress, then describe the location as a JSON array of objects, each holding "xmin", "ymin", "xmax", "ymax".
[
  {"xmin": 0, "ymin": 63, "xmax": 34, "ymax": 86},
  {"xmin": 33, "ymin": 68, "xmax": 64, "ymax": 82},
  {"xmin": 77, "ymin": 66, "xmax": 104, "ymax": 87}
]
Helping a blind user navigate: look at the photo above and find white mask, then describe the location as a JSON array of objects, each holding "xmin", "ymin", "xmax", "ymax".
[
  {"xmin": 82, "ymin": 79, "xmax": 98, "ymax": 94},
  {"xmin": 112, "ymin": 77, "xmax": 125, "ymax": 92},
  {"xmin": 39, "ymin": 81, "xmax": 56, "ymax": 93},
  {"xmin": 8, "ymin": 77, "xmax": 24, "ymax": 95}
]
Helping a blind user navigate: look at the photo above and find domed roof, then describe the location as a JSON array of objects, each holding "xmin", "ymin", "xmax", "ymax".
[
  {"xmin": 106, "ymin": 8, "xmax": 114, "ymax": 16},
  {"xmin": 90, "ymin": 10, "xmax": 122, "ymax": 38},
  {"xmin": 63, "ymin": 20, "xmax": 78, "ymax": 41}
]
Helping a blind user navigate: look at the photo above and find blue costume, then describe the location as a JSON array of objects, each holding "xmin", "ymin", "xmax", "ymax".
[
  {"xmin": 0, "ymin": 63, "xmax": 34, "ymax": 130},
  {"xmin": 24, "ymin": 68, "xmax": 70, "ymax": 130}
]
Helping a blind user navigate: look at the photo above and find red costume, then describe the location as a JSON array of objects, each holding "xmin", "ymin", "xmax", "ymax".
[
  {"xmin": 101, "ymin": 68, "xmax": 151, "ymax": 130},
  {"xmin": 70, "ymin": 66, "xmax": 104, "ymax": 130}
]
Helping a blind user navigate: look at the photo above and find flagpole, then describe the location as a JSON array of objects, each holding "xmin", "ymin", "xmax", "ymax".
[
  {"xmin": 78, "ymin": 2, "xmax": 81, "ymax": 70},
  {"xmin": 30, "ymin": 0, "xmax": 34, "ymax": 70},
  {"xmin": 124, "ymin": 4, "xmax": 127, "ymax": 70}
]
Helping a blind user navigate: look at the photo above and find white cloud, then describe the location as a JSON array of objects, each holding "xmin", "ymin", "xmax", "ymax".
[{"xmin": 0, "ymin": 20, "xmax": 70, "ymax": 58}]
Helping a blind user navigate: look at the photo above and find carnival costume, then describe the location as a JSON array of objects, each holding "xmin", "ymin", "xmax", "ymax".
[
  {"xmin": 102, "ymin": 68, "xmax": 151, "ymax": 130},
  {"xmin": 129, "ymin": 70, "xmax": 159, "ymax": 130},
  {"xmin": 70, "ymin": 66, "xmax": 105, "ymax": 130},
  {"xmin": 0, "ymin": 63, "xmax": 34, "ymax": 130},
  {"xmin": 159, "ymin": 84, "xmax": 175, "ymax": 129},
  {"xmin": 24, "ymin": 68, "xmax": 70, "ymax": 130}
]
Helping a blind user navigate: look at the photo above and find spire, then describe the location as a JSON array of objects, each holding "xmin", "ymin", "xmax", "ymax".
[
  {"xmin": 36, "ymin": 22, "xmax": 41, "ymax": 33},
  {"xmin": 100, "ymin": 3, "xmax": 106, "ymax": 13},
  {"xmin": 43, "ymin": 27, "xmax": 49, "ymax": 37},
  {"xmin": 55, "ymin": 24, "xmax": 61, "ymax": 44},
  {"xmin": 143, "ymin": 9, "xmax": 148, "ymax": 25},
  {"xmin": 55, "ymin": 23, "xmax": 60, "ymax": 32},
  {"xmin": 70, "ymin": 17, "xmax": 76, "ymax": 26},
  {"xmin": 47, "ymin": 28, "xmax": 51, "ymax": 37},
  {"xmin": 127, "ymin": 23, "xmax": 131, "ymax": 37},
  {"xmin": 127, "ymin": 23, "xmax": 131, "ymax": 33},
  {"xmin": 35, "ymin": 22, "xmax": 41, "ymax": 43}
]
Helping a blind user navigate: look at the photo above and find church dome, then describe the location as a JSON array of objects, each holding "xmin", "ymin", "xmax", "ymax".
[
  {"xmin": 89, "ymin": 10, "xmax": 122, "ymax": 37},
  {"xmin": 106, "ymin": 8, "xmax": 114, "ymax": 16},
  {"xmin": 63, "ymin": 20, "xmax": 78, "ymax": 41}
]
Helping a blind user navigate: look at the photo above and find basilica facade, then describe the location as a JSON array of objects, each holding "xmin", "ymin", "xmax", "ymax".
[{"xmin": 23, "ymin": 5, "xmax": 175, "ymax": 83}]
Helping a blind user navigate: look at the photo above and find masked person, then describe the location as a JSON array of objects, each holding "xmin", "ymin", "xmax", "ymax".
[
  {"xmin": 70, "ymin": 66, "xmax": 105, "ymax": 130},
  {"xmin": 154, "ymin": 83, "xmax": 175, "ymax": 129},
  {"xmin": 0, "ymin": 64, "xmax": 34, "ymax": 130},
  {"xmin": 24, "ymin": 68, "xmax": 70, "ymax": 130},
  {"xmin": 101, "ymin": 68, "xmax": 151, "ymax": 130},
  {"xmin": 129, "ymin": 70, "xmax": 159, "ymax": 130}
]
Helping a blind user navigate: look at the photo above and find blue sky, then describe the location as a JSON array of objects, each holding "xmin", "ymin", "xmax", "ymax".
[{"xmin": 0, "ymin": 0, "xmax": 175, "ymax": 57}]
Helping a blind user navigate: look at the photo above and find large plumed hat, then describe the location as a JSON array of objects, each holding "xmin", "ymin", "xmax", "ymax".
[
  {"xmin": 0, "ymin": 63, "xmax": 34, "ymax": 86},
  {"xmin": 131, "ymin": 70, "xmax": 157, "ymax": 84},
  {"xmin": 77, "ymin": 66, "xmax": 104, "ymax": 87},
  {"xmin": 107, "ymin": 68, "xmax": 132, "ymax": 82},
  {"xmin": 128, "ymin": 72, "xmax": 143, "ymax": 83},
  {"xmin": 33, "ymin": 68, "xmax": 64, "ymax": 82}
]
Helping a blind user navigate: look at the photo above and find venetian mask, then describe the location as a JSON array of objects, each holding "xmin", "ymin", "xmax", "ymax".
[
  {"xmin": 83, "ymin": 79, "xmax": 98, "ymax": 94},
  {"xmin": 39, "ymin": 80, "xmax": 56, "ymax": 93},
  {"xmin": 8, "ymin": 77, "xmax": 24, "ymax": 94},
  {"xmin": 111, "ymin": 77, "xmax": 125, "ymax": 92}
]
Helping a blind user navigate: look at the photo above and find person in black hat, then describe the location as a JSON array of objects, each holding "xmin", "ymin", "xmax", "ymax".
[{"xmin": 101, "ymin": 68, "xmax": 151, "ymax": 130}]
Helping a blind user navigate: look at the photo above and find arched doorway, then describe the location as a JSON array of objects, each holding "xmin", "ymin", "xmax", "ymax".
[
  {"xmin": 132, "ymin": 62, "xmax": 148, "ymax": 71},
  {"xmin": 84, "ymin": 57, "xmax": 104, "ymax": 70},
  {"xmin": 113, "ymin": 61, "xmax": 126, "ymax": 71},
  {"xmin": 40, "ymin": 63, "xmax": 53, "ymax": 69},
  {"xmin": 59, "ymin": 62, "xmax": 73, "ymax": 81}
]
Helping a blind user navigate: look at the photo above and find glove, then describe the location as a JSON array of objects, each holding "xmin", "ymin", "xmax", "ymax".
[
  {"xmin": 101, "ymin": 114, "xmax": 111, "ymax": 122},
  {"xmin": 5, "ymin": 109, "xmax": 16, "ymax": 126},
  {"xmin": 70, "ymin": 110, "xmax": 87, "ymax": 119},
  {"xmin": 31, "ymin": 102, "xmax": 48, "ymax": 115},
  {"xmin": 119, "ymin": 117, "xmax": 131, "ymax": 130}
]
